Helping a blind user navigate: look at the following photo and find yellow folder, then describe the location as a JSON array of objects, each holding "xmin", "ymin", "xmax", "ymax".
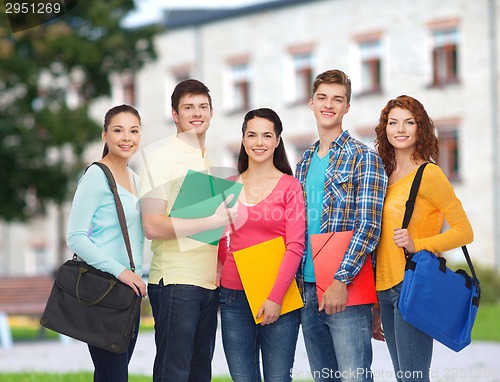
[{"xmin": 233, "ymin": 236, "xmax": 304, "ymax": 324}]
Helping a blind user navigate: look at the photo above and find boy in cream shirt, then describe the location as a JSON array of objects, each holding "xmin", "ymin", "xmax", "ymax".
[{"xmin": 140, "ymin": 79, "xmax": 236, "ymax": 382}]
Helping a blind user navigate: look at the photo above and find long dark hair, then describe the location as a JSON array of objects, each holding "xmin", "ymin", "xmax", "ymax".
[
  {"xmin": 237, "ymin": 108, "xmax": 293, "ymax": 175},
  {"xmin": 102, "ymin": 104, "xmax": 141, "ymax": 158},
  {"xmin": 374, "ymin": 95, "xmax": 439, "ymax": 176}
]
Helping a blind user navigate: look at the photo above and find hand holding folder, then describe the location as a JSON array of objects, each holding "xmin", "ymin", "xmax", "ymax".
[
  {"xmin": 233, "ymin": 237, "xmax": 304, "ymax": 324},
  {"xmin": 311, "ymin": 230, "xmax": 377, "ymax": 307},
  {"xmin": 169, "ymin": 170, "xmax": 243, "ymax": 245}
]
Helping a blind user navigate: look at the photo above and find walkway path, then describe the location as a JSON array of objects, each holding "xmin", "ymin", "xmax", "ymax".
[{"xmin": 1, "ymin": 328, "xmax": 499, "ymax": 381}]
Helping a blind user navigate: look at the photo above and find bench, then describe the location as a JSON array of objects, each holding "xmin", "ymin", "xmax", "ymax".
[{"xmin": 0, "ymin": 275, "xmax": 68, "ymax": 348}]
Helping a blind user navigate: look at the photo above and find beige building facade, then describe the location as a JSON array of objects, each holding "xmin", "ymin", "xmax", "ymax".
[
  {"xmin": 129, "ymin": 0, "xmax": 500, "ymax": 267},
  {"xmin": 2, "ymin": 0, "xmax": 499, "ymax": 275}
]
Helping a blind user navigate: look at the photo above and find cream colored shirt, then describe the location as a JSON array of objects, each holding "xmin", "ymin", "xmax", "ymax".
[
  {"xmin": 375, "ymin": 164, "xmax": 473, "ymax": 291},
  {"xmin": 140, "ymin": 135, "xmax": 217, "ymax": 290}
]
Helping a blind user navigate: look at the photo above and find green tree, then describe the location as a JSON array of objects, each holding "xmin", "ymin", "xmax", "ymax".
[{"xmin": 0, "ymin": 0, "xmax": 158, "ymax": 221}]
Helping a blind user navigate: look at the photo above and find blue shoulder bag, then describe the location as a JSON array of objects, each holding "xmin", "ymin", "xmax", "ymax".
[{"xmin": 397, "ymin": 163, "xmax": 481, "ymax": 352}]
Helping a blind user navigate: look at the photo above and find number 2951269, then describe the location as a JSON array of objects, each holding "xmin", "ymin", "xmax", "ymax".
[{"xmin": 5, "ymin": 2, "xmax": 62, "ymax": 15}]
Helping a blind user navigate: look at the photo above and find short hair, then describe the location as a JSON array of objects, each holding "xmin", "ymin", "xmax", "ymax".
[
  {"xmin": 312, "ymin": 69, "xmax": 352, "ymax": 104},
  {"xmin": 171, "ymin": 79, "xmax": 212, "ymax": 112},
  {"xmin": 374, "ymin": 95, "xmax": 439, "ymax": 176}
]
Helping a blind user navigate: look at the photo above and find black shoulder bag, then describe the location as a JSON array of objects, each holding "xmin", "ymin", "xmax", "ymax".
[{"xmin": 40, "ymin": 162, "xmax": 142, "ymax": 354}]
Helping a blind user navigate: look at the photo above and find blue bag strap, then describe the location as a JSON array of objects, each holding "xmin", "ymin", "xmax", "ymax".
[{"xmin": 401, "ymin": 163, "xmax": 481, "ymax": 302}]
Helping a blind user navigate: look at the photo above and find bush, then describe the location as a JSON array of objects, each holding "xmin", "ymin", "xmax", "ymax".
[{"xmin": 450, "ymin": 262, "xmax": 500, "ymax": 305}]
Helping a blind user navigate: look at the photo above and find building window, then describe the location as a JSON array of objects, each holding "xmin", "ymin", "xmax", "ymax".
[
  {"xmin": 230, "ymin": 63, "xmax": 250, "ymax": 112},
  {"xmin": 292, "ymin": 53, "xmax": 314, "ymax": 103},
  {"xmin": 437, "ymin": 128, "xmax": 460, "ymax": 181},
  {"xmin": 288, "ymin": 134, "xmax": 317, "ymax": 168},
  {"xmin": 359, "ymin": 39, "xmax": 382, "ymax": 94},
  {"xmin": 432, "ymin": 29, "xmax": 459, "ymax": 86},
  {"xmin": 173, "ymin": 70, "xmax": 191, "ymax": 83},
  {"xmin": 34, "ymin": 244, "xmax": 47, "ymax": 272},
  {"xmin": 353, "ymin": 126, "xmax": 377, "ymax": 149},
  {"xmin": 123, "ymin": 81, "xmax": 136, "ymax": 106}
]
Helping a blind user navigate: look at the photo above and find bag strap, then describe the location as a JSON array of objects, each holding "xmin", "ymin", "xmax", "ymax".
[
  {"xmin": 400, "ymin": 163, "xmax": 426, "ymax": 262},
  {"xmin": 401, "ymin": 163, "xmax": 428, "ymax": 229},
  {"xmin": 462, "ymin": 245, "xmax": 480, "ymax": 291},
  {"xmin": 91, "ymin": 162, "xmax": 135, "ymax": 272},
  {"xmin": 401, "ymin": 163, "xmax": 480, "ymax": 296}
]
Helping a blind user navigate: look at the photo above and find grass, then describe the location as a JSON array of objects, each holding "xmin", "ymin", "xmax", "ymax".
[
  {"xmin": 9, "ymin": 315, "xmax": 155, "ymax": 342},
  {"xmin": 3, "ymin": 305, "xmax": 498, "ymax": 381},
  {"xmin": 472, "ymin": 303, "xmax": 500, "ymax": 341},
  {"xmin": 11, "ymin": 304, "xmax": 500, "ymax": 343},
  {"xmin": 0, "ymin": 373, "xmax": 313, "ymax": 382},
  {"xmin": 0, "ymin": 374, "xmax": 235, "ymax": 382}
]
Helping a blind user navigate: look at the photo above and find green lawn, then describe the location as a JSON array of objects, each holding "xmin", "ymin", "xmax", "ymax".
[
  {"xmin": 12, "ymin": 304, "xmax": 500, "ymax": 343},
  {"xmin": 472, "ymin": 303, "xmax": 500, "ymax": 341},
  {"xmin": 0, "ymin": 373, "xmax": 313, "ymax": 382},
  {"xmin": 3, "ymin": 305, "xmax": 498, "ymax": 381},
  {"xmin": 0, "ymin": 374, "xmax": 235, "ymax": 382},
  {"xmin": 9, "ymin": 316, "xmax": 155, "ymax": 342}
]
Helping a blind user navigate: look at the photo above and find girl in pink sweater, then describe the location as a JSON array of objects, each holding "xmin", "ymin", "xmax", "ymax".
[{"xmin": 218, "ymin": 108, "xmax": 305, "ymax": 382}]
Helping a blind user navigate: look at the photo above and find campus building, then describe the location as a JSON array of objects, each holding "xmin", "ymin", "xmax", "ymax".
[{"xmin": 2, "ymin": 0, "xmax": 499, "ymax": 275}]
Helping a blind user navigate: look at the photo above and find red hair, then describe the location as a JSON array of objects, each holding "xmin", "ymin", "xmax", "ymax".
[{"xmin": 374, "ymin": 95, "xmax": 439, "ymax": 176}]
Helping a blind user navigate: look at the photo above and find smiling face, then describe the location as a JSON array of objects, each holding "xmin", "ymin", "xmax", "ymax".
[
  {"xmin": 309, "ymin": 83, "xmax": 350, "ymax": 131},
  {"xmin": 172, "ymin": 93, "xmax": 213, "ymax": 137},
  {"xmin": 242, "ymin": 117, "xmax": 280, "ymax": 166},
  {"xmin": 102, "ymin": 112, "xmax": 141, "ymax": 160},
  {"xmin": 386, "ymin": 107, "xmax": 418, "ymax": 153}
]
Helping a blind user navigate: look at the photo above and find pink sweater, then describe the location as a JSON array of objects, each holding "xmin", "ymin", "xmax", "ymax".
[{"xmin": 219, "ymin": 174, "xmax": 306, "ymax": 304}]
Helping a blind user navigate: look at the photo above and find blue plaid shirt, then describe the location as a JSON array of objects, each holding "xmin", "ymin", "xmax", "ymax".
[{"xmin": 295, "ymin": 130, "xmax": 387, "ymax": 287}]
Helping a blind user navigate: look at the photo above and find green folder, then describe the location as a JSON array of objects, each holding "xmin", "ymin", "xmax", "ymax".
[{"xmin": 169, "ymin": 170, "xmax": 243, "ymax": 245}]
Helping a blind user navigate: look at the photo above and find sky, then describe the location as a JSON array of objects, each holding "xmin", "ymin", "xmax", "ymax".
[{"xmin": 124, "ymin": 0, "xmax": 271, "ymax": 27}]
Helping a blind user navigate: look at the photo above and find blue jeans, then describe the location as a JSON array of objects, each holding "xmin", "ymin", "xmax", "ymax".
[
  {"xmin": 219, "ymin": 287, "xmax": 299, "ymax": 382},
  {"xmin": 88, "ymin": 315, "xmax": 140, "ymax": 382},
  {"xmin": 378, "ymin": 283, "xmax": 433, "ymax": 382},
  {"xmin": 301, "ymin": 282, "xmax": 374, "ymax": 382},
  {"xmin": 148, "ymin": 283, "xmax": 219, "ymax": 382}
]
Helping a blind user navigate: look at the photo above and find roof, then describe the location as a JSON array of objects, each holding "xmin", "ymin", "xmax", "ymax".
[{"xmin": 162, "ymin": 0, "xmax": 323, "ymax": 29}]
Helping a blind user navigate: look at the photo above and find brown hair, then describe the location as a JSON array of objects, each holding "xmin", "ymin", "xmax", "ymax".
[
  {"xmin": 374, "ymin": 95, "xmax": 439, "ymax": 176},
  {"xmin": 171, "ymin": 79, "xmax": 212, "ymax": 113},
  {"xmin": 312, "ymin": 69, "xmax": 352, "ymax": 104},
  {"xmin": 102, "ymin": 104, "xmax": 141, "ymax": 158}
]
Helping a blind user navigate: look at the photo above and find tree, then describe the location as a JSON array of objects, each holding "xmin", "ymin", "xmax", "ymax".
[{"xmin": 0, "ymin": 0, "xmax": 159, "ymax": 222}]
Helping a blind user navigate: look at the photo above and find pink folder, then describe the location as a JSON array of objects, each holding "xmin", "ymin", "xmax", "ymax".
[{"xmin": 311, "ymin": 230, "xmax": 377, "ymax": 306}]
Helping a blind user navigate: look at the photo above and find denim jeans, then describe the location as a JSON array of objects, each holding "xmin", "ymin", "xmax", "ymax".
[
  {"xmin": 378, "ymin": 283, "xmax": 433, "ymax": 382},
  {"xmin": 219, "ymin": 287, "xmax": 300, "ymax": 382},
  {"xmin": 88, "ymin": 315, "xmax": 140, "ymax": 382},
  {"xmin": 148, "ymin": 283, "xmax": 219, "ymax": 382},
  {"xmin": 301, "ymin": 282, "xmax": 374, "ymax": 382}
]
